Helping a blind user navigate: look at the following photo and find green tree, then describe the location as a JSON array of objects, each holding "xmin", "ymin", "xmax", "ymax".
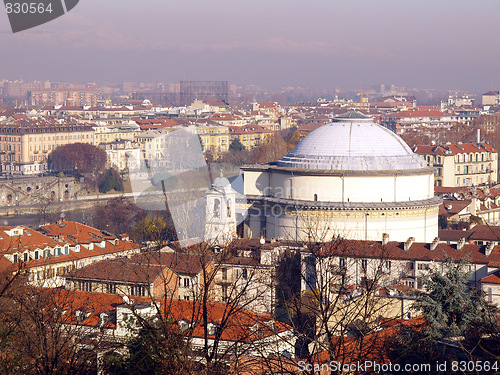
[
  {"xmin": 389, "ymin": 257, "xmax": 498, "ymax": 368},
  {"xmin": 103, "ymin": 317, "xmax": 196, "ymax": 375},
  {"xmin": 98, "ymin": 168, "xmax": 124, "ymax": 193},
  {"xmin": 132, "ymin": 215, "xmax": 168, "ymax": 245},
  {"xmin": 228, "ymin": 138, "xmax": 244, "ymax": 153}
]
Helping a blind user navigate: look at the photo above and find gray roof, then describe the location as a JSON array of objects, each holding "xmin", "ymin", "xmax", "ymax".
[{"xmin": 277, "ymin": 112, "xmax": 426, "ymax": 171}]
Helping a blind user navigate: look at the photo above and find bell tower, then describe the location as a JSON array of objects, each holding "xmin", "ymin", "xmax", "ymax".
[{"xmin": 204, "ymin": 172, "xmax": 237, "ymax": 246}]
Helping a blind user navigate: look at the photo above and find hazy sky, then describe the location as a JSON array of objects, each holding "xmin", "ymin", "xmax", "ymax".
[{"xmin": 1, "ymin": 0, "xmax": 499, "ymax": 91}]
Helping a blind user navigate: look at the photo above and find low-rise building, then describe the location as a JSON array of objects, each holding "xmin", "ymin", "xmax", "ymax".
[
  {"xmin": 64, "ymin": 251, "xmax": 214, "ymax": 300},
  {"xmin": 0, "ymin": 221, "xmax": 140, "ymax": 287},
  {"xmin": 382, "ymin": 109, "xmax": 455, "ymax": 133}
]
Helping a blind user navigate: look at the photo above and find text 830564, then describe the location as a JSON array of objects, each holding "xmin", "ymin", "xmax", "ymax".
[{"xmin": 5, "ymin": 2, "xmax": 53, "ymax": 14}]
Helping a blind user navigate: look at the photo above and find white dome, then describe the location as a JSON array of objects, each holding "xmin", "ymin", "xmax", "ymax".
[{"xmin": 278, "ymin": 111, "xmax": 426, "ymax": 171}]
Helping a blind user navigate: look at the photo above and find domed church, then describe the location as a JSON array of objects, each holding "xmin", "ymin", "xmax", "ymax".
[{"xmin": 242, "ymin": 111, "xmax": 441, "ymax": 243}]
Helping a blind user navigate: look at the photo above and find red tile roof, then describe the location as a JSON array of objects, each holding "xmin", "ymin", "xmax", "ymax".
[
  {"xmin": 385, "ymin": 110, "xmax": 449, "ymax": 118},
  {"xmin": 482, "ymin": 271, "xmax": 500, "ymax": 284},
  {"xmin": 414, "ymin": 142, "xmax": 497, "ymax": 155},
  {"xmin": 0, "ymin": 221, "xmax": 140, "ymax": 271},
  {"xmin": 0, "ymin": 225, "xmax": 60, "ymax": 254},
  {"xmin": 40, "ymin": 220, "xmax": 119, "ymax": 245},
  {"xmin": 229, "ymin": 125, "xmax": 271, "ymax": 135},
  {"xmin": 48, "ymin": 289, "xmax": 291, "ymax": 342},
  {"xmin": 312, "ymin": 238, "xmax": 500, "ymax": 265}
]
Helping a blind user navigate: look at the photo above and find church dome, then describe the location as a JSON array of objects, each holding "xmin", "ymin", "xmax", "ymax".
[{"xmin": 277, "ymin": 111, "xmax": 427, "ymax": 171}]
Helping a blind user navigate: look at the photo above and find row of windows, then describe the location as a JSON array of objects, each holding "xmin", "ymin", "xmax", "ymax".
[
  {"xmin": 12, "ymin": 245, "xmax": 70, "ymax": 263},
  {"xmin": 220, "ymin": 267, "xmax": 248, "ymax": 281},
  {"xmin": 27, "ymin": 265, "xmax": 74, "ymax": 282},
  {"xmin": 456, "ymin": 153, "xmax": 492, "ymax": 163},
  {"xmin": 457, "ymin": 164, "xmax": 492, "ymax": 175},
  {"xmin": 341, "ymin": 258, "xmax": 392, "ymax": 271},
  {"xmin": 0, "ymin": 136, "xmax": 21, "ymax": 142},
  {"xmin": 28, "ymin": 134, "xmax": 91, "ymax": 142}
]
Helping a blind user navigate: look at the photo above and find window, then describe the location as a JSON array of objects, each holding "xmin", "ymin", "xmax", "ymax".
[
  {"xmin": 13, "ymin": 254, "xmax": 18, "ymax": 263},
  {"xmin": 213, "ymin": 199, "xmax": 220, "ymax": 218},
  {"xmin": 314, "ymin": 194, "xmax": 318, "ymax": 201},
  {"xmin": 183, "ymin": 278, "xmax": 190, "ymax": 287},
  {"xmin": 131, "ymin": 285, "xmax": 145, "ymax": 296},
  {"xmin": 106, "ymin": 283, "xmax": 116, "ymax": 293},
  {"xmin": 79, "ymin": 281, "xmax": 92, "ymax": 292},
  {"xmin": 183, "ymin": 295, "xmax": 190, "ymax": 301},
  {"xmin": 23, "ymin": 252, "xmax": 29, "ymax": 262},
  {"xmin": 34, "ymin": 250, "xmax": 39, "ymax": 260},
  {"xmin": 242, "ymin": 268, "xmax": 248, "ymax": 279},
  {"xmin": 63, "ymin": 245, "xmax": 69, "ymax": 255},
  {"xmin": 222, "ymin": 268, "xmax": 227, "ymax": 280},
  {"xmin": 339, "ymin": 258, "xmax": 346, "ymax": 268},
  {"xmin": 385, "ymin": 261, "xmax": 392, "ymax": 270},
  {"xmin": 361, "ymin": 259, "xmax": 368, "ymax": 270},
  {"xmin": 227, "ymin": 198, "xmax": 232, "ymax": 218}
]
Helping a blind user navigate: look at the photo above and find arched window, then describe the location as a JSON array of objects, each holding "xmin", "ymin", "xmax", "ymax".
[
  {"xmin": 213, "ymin": 199, "xmax": 220, "ymax": 218},
  {"xmin": 314, "ymin": 194, "xmax": 318, "ymax": 201},
  {"xmin": 226, "ymin": 198, "xmax": 232, "ymax": 218}
]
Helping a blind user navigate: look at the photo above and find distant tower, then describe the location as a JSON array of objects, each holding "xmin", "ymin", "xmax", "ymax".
[{"xmin": 204, "ymin": 172, "xmax": 237, "ymax": 246}]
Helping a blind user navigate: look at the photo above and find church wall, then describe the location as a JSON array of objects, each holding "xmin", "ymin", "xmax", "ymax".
[
  {"xmin": 243, "ymin": 170, "xmax": 268, "ymax": 196},
  {"xmin": 264, "ymin": 208, "xmax": 438, "ymax": 243},
  {"xmin": 264, "ymin": 170, "xmax": 434, "ymax": 203}
]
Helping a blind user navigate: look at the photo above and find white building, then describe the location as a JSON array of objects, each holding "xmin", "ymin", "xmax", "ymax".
[
  {"xmin": 204, "ymin": 174, "xmax": 237, "ymax": 246},
  {"xmin": 243, "ymin": 111, "xmax": 440, "ymax": 243}
]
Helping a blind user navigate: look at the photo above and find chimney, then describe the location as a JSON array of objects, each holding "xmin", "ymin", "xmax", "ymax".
[
  {"xmin": 430, "ymin": 237, "xmax": 440, "ymax": 251},
  {"xmin": 477, "ymin": 128, "xmax": 481, "ymax": 144},
  {"xmin": 382, "ymin": 233, "xmax": 389, "ymax": 246},
  {"xmin": 457, "ymin": 237, "xmax": 466, "ymax": 251},
  {"xmin": 404, "ymin": 237, "xmax": 415, "ymax": 251},
  {"xmin": 485, "ymin": 242, "xmax": 495, "ymax": 256}
]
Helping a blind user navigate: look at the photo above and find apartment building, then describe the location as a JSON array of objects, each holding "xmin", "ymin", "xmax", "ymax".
[
  {"xmin": 28, "ymin": 88, "xmax": 100, "ymax": 106},
  {"xmin": 92, "ymin": 121, "xmax": 140, "ymax": 145},
  {"xmin": 0, "ymin": 117, "xmax": 94, "ymax": 168},
  {"xmin": 229, "ymin": 125, "xmax": 274, "ymax": 150},
  {"xmin": 414, "ymin": 142, "xmax": 498, "ymax": 187}
]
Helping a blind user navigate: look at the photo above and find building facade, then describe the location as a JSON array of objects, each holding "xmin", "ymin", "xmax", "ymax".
[{"xmin": 414, "ymin": 142, "xmax": 498, "ymax": 187}]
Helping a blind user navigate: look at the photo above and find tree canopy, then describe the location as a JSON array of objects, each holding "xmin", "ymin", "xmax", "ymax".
[
  {"xmin": 389, "ymin": 257, "xmax": 498, "ymax": 368},
  {"xmin": 47, "ymin": 143, "xmax": 107, "ymax": 176}
]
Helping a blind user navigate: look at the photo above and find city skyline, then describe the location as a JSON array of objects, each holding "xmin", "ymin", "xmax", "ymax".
[{"xmin": 1, "ymin": 0, "xmax": 500, "ymax": 91}]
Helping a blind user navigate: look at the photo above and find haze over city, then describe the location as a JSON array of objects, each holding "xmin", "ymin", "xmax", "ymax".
[{"xmin": 1, "ymin": 0, "xmax": 500, "ymax": 91}]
